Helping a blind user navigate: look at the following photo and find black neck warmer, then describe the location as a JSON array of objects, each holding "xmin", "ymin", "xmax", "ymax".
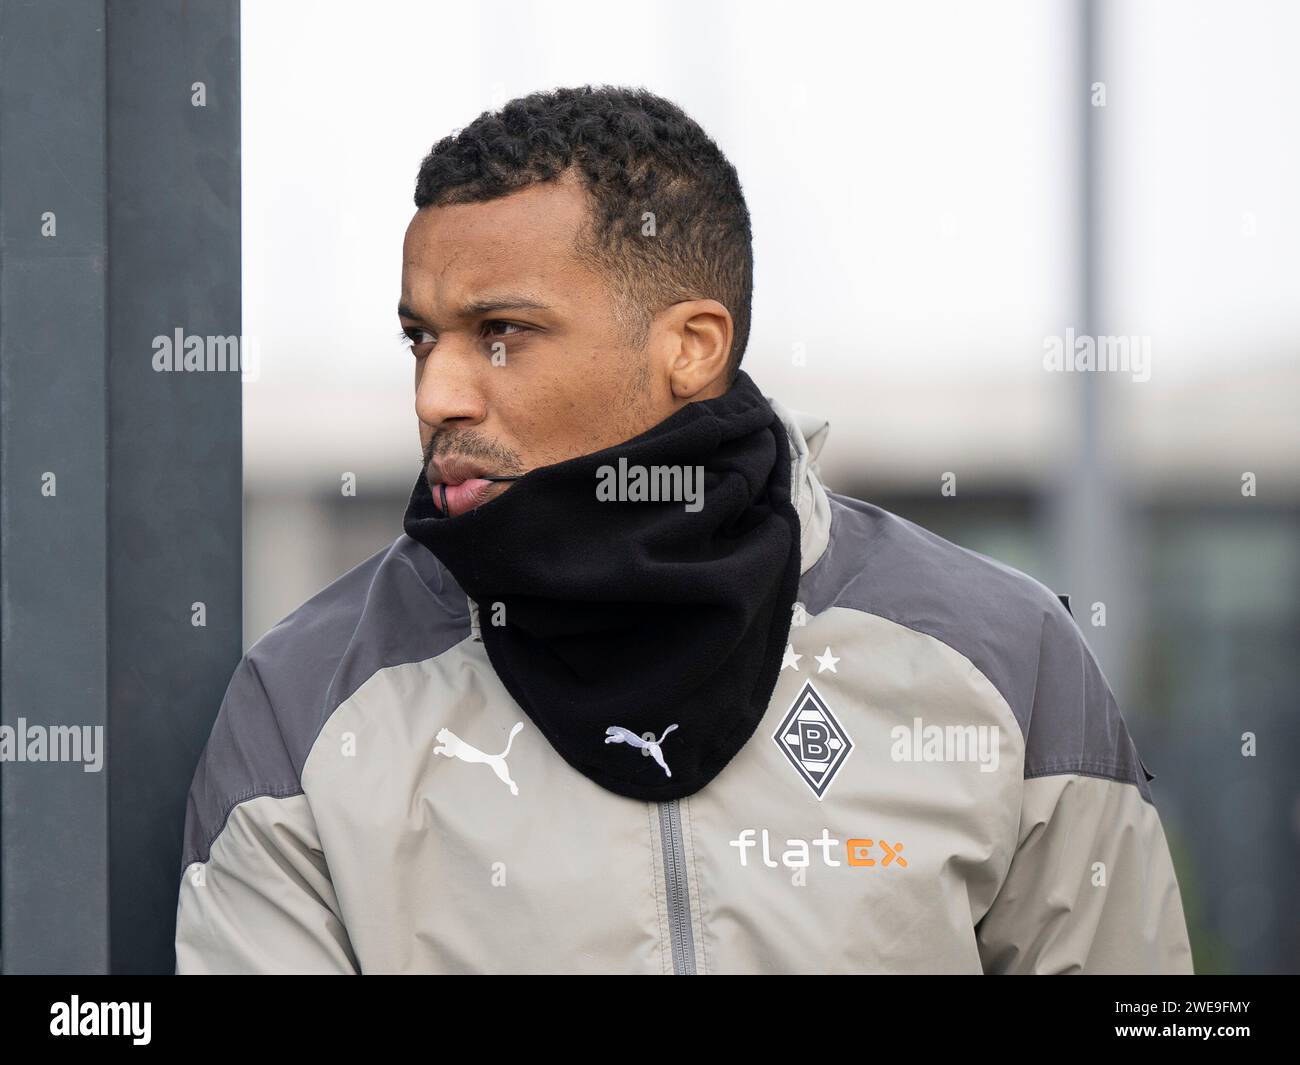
[{"xmin": 402, "ymin": 370, "xmax": 801, "ymax": 801}]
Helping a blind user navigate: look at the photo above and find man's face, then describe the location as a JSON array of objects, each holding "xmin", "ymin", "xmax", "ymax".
[{"xmin": 399, "ymin": 170, "xmax": 677, "ymax": 517}]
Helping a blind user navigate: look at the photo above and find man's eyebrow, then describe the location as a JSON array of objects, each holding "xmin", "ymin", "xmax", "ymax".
[{"xmin": 397, "ymin": 294, "xmax": 553, "ymax": 322}]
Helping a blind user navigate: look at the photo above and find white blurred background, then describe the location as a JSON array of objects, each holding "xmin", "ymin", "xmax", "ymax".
[{"xmin": 241, "ymin": 0, "xmax": 1300, "ymax": 972}]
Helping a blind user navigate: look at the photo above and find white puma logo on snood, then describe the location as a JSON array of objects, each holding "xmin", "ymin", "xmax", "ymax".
[{"xmin": 605, "ymin": 724, "xmax": 679, "ymax": 778}]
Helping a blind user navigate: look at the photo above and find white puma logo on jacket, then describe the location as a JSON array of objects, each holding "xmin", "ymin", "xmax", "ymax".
[{"xmin": 434, "ymin": 721, "xmax": 525, "ymax": 795}]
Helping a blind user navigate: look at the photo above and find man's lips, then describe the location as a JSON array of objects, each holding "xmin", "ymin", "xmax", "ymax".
[
  {"xmin": 432, "ymin": 477, "xmax": 497, "ymax": 517},
  {"xmin": 426, "ymin": 459, "xmax": 517, "ymax": 517}
]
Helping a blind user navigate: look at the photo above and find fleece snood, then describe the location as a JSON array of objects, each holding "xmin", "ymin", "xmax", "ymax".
[{"xmin": 402, "ymin": 370, "xmax": 801, "ymax": 801}]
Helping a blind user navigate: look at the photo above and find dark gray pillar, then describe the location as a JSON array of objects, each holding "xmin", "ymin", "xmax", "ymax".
[
  {"xmin": 0, "ymin": 0, "xmax": 241, "ymax": 974},
  {"xmin": 0, "ymin": 0, "xmax": 110, "ymax": 975}
]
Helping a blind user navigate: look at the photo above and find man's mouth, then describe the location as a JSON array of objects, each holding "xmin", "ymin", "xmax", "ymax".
[
  {"xmin": 426, "ymin": 456, "xmax": 520, "ymax": 517},
  {"xmin": 431, "ymin": 477, "xmax": 496, "ymax": 517}
]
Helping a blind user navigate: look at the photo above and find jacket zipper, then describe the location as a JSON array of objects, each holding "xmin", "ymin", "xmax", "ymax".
[{"xmin": 657, "ymin": 799, "xmax": 697, "ymax": 974}]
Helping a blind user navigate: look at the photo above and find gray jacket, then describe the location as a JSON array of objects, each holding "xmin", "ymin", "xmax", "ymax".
[{"xmin": 174, "ymin": 397, "xmax": 1194, "ymax": 974}]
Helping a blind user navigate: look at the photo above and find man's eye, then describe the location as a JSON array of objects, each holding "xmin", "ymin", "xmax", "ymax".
[
  {"xmin": 484, "ymin": 320, "xmax": 525, "ymax": 337},
  {"xmin": 398, "ymin": 327, "xmax": 434, "ymax": 350}
]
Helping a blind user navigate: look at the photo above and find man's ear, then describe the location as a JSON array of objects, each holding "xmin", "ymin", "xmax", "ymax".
[{"xmin": 661, "ymin": 299, "xmax": 733, "ymax": 400}]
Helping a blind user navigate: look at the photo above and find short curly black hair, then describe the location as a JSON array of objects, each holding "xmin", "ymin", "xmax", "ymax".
[{"xmin": 414, "ymin": 85, "xmax": 753, "ymax": 384}]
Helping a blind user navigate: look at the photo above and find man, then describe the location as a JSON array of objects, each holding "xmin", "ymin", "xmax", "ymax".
[{"xmin": 175, "ymin": 86, "xmax": 1194, "ymax": 974}]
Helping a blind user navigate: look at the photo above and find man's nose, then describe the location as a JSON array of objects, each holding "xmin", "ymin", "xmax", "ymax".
[{"xmin": 414, "ymin": 342, "xmax": 488, "ymax": 430}]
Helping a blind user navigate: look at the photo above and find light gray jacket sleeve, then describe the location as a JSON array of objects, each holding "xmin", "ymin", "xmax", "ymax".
[
  {"xmin": 174, "ymin": 655, "xmax": 359, "ymax": 974},
  {"xmin": 975, "ymin": 771, "xmax": 1194, "ymax": 974},
  {"xmin": 974, "ymin": 600, "xmax": 1194, "ymax": 975}
]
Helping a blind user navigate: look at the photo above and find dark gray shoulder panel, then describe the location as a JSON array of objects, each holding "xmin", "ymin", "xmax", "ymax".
[
  {"xmin": 799, "ymin": 493, "xmax": 1153, "ymax": 802},
  {"xmin": 181, "ymin": 534, "xmax": 471, "ymax": 869}
]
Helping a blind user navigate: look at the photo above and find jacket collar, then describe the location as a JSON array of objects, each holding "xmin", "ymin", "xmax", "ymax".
[{"xmin": 764, "ymin": 390, "xmax": 833, "ymax": 576}]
